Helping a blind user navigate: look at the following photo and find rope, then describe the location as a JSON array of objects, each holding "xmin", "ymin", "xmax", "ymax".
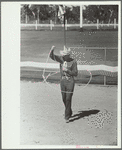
[{"xmin": 42, "ymin": 47, "xmax": 92, "ymax": 93}]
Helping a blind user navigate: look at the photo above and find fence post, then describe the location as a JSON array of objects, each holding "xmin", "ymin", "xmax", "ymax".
[
  {"xmin": 37, "ymin": 9, "xmax": 39, "ymax": 24},
  {"xmin": 114, "ymin": 18, "xmax": 116, "ymax": 29},
  {"xmin": 97, "ymin": 19, "xmax": 99, "ymax": 30},
  {"xmin": 50, "ymin": 20, "xmax": 53, "ymax": 30},
  {"xmin": 101, "ymin": 21, "xmax": 103, "ymax": 27},
  {"xmin": 35, "ymin": 20, "xmax": 37, "ymax": 30},
  {"xmin": 25, "ymin": 14, "xmax": 27, "ymax": 24},
  {"xmin": 104, "ymin": 47, "xmax": 107, "ymax": 85},
  {"xmin": 80, "ymin": 5, "xmax": 83, "ymax": 30},
  {"xmin": 66, "ymin": 19, "xmax": 67, "ymax": 30}
]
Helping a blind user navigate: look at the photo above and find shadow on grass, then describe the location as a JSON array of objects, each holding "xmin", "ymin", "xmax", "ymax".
[{"xmin": 69, "ymin": 109, "xmax": 100, "ymax": 122}]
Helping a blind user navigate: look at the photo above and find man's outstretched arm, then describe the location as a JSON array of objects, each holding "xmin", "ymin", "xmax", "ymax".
[{"xmin": 50, "ymin": 46, "xmax": 63, "ymax": 64}]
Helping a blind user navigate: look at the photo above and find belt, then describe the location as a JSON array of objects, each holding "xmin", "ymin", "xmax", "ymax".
[{"xmin": 62, "ymin": 76, "xmax": 72, "ymax": 80}]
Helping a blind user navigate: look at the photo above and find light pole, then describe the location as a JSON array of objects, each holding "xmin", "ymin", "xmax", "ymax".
[{"xmin": 64, "ymin": 12, "xmax": 66, "ymax": 48}]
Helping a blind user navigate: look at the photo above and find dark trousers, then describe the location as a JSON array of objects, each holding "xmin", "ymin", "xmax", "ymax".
[{"xmin": 60, "ymin": 77, "xmax": 75, "ymax": 120}]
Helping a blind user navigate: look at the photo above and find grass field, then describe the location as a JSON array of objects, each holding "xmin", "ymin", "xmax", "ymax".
[{"xmin": 21, "ymin": 30, "xmax": 118, "ymax": 62}]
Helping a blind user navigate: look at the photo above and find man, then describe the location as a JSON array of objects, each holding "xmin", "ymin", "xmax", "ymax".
[{"xmin": 50, "ymin": 46, "xmax": 78, "ymax": 123}]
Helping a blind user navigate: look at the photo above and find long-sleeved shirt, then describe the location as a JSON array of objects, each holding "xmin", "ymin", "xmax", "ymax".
[{"xmin": 50, "ymin": 49, "xmax": 78, "ymax": 79}]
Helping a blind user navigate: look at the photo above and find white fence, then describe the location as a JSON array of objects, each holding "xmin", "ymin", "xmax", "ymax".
[{"xmin": 21, "ymin": 19, "xmax": 118, "ymax": 30}]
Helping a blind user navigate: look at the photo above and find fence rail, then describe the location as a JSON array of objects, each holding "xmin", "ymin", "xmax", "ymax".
[
  {"xmin": 21, "ymin": 19, "xmax": 118, "ymax": 31},
  {"xmin": 70, "ymin": 47, "xmax": 117, "ymax": 49}
]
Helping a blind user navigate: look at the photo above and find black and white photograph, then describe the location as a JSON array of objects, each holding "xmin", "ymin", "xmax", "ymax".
[{"xmin": 2, "ymin": 1, "xmax": 121, "ymax": 149}]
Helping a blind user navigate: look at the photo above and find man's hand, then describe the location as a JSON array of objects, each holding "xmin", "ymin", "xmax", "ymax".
[
  {"xmin": 50, "ymin": 46, "xmax": 55, "ymax": 51},
  {"xmin": 62, "ymin": 61, "xmax": 68, "ymax": 71},
  {"xmin": 63, "ymin": 67, "xmax": 68, "ymax": 72}
]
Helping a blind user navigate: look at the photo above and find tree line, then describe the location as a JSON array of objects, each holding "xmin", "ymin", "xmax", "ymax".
[{"xmin": 21, "ymin": 5, "xmax": 118, "ymax": 24}]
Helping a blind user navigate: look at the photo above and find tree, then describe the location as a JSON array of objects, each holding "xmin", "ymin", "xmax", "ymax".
[
  {"xmin": 49, "ymin": 5, "xmax": 59, "ymax": 24},
  {"xmin": 29, "ymin": 5, "xmax": 53, "ymax": 23},
  {"xmin": 83, "ymin": 5, "xmax": 118, "ymax": 23},
  {"xmin": 66, "ymin": 6, "xmax": 80, "ymax": 23},
  {"xmin": 21, "ymin": 4, "xmax": 81, "ymax": 24},
  {"xmin": 21, "ymin": 4, "xmax": 36, "ymax": 23}
]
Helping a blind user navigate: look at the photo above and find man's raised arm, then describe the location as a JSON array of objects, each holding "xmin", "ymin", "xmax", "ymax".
[{"xmin": 50, "ymin": 46, "xmax": 63, "ymax": 64}]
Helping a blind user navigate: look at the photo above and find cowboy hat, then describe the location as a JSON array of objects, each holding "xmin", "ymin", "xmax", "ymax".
[{"xmin": 60, "ymin": 47, "xmax": 71, "ymax": 56}]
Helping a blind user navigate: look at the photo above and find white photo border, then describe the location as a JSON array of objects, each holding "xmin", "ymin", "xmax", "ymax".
[{"xmin": 1, "ymin": 1, "xmax": 121, "ymax": 149}]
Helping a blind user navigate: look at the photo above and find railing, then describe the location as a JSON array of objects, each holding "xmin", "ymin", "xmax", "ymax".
[{"xmin": 21, "ymin": 19, "xmax": 118, "ymax": 31}]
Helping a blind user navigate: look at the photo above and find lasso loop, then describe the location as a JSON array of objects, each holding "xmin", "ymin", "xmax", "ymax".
[{"xmin": 42, "ymin": 47, "xmax": 92, "ymax": 93}]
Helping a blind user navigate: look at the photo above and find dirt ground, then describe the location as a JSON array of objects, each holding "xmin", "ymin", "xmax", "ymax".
[{"xmin": 20, "ymin": 81, "xmax": 117, "ymax": 146}]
